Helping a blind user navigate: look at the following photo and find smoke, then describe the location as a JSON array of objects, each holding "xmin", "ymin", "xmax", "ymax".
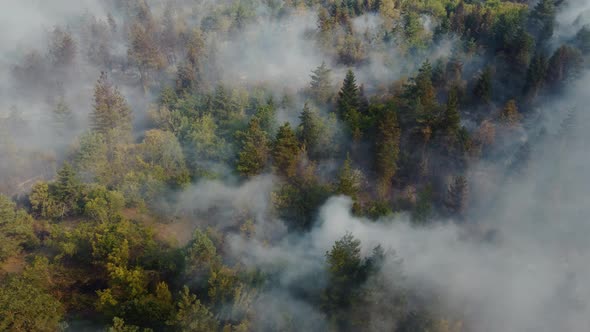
[
  {"xmin": 2, "ymin": 0, "xmax": 590, "ymax": 330},
  {"xmin": 162, "ymin": 65, "xmax": 590, "ymax": 332}
]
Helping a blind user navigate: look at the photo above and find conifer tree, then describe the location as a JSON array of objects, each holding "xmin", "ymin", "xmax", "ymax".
[
  {"xmin": 236, "ymin": 118, "xmax": 269, "ymax": 177},
  {"xmin": 523, "ymin": 53, "xmax": 548, "ymax": 98},
  {"xmin": 499, "ymin": 100, "xmax": 521, "ymax": 127},
  {"xmin": 337, "ymin": 69, "xmax": 363, "ymax": 136},
  {"xmin": 473, "ymin": 67, "xmax": 492, "ymax": 104},
  {"xmin": 272, "ymin": 123, "xmax": 300, "ymax": 178},
  {"xmin": 310, "ymin": 62, "xmax": 333, "ymax": 104},
  {"xmin": 52, "ymin": 96, "xmax": 75, "ymax": 137},
  {"xmin": 445, "ymin": 175, "xmax": 468, "ymax": 218},
  {"xmin": 337, "ymin": 69, "xmax": 360, "ymax": 118},
  {"xmin": 529, "ymin": 0, "xmax": 556, "ymax": 43},
  {"xmin": 375, "ymin": 110, "xmax": 401, "ymax": 197},
  {"xmin": 337, "ymin": 154, "xmax": 362, "ymax": 199},
  {"xmin": 90, "ymin": 72, "xmax": 132, "ymax": 142},
  {"xmin": 546, "ymin": 45, "xmax": 583, "ymax": 88},
  {"xmin": 440, "ymin": 88, "xmax": 461, "ymax": 141},
  {"xmin": 298, "ymin": 103, "xmax": 322, "ymax": 158}
]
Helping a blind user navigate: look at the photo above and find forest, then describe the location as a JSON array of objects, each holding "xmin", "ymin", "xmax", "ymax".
[{"xmin": 0, "ymin": 0, "xmax": 589, "ymax": 331}]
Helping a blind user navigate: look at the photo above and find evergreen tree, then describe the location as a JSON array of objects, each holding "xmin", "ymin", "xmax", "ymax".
[
  {"xmin": 499, "ymin": 100, "xmax": 521, "ymax": 127},
  {"xmin": 546, "ymin": 45, "xmax": 583, "ymax": 88},
  {"xmin": 528, "ymin": 0, "xmax": 556, "ymax": 43},
  {"xmin": 415, "ymin": 61, "xmax": 436, "ymax": 113},
  {"xmin": 90, "ymin": 72, "xmax": 132, "ymax": 142},
  {"xmin": 52, "ymin": 96, "xmax": 75, "ymax": 137},
  {"xmin": 473, "ymin": 67, "xmax": 492, "ymax": 104},
  {"xmin": 440, "ymin": 88, "xmax": 461, "ymax": 141},
  {"xmin": 445, "ymin": 175, "xmax": 469, "ymax": 218},
  {"xmin": 298, "ymin": 103, "xmax": 322, "ymax": 158},
  {"xmin": 337, "ymin": 69, "xmax": 360, "ymax": 119},
  {"xmin": 523, "ymin": 53, "xmax": 548, "ymax": 98},
  {"xmin": 52, "ymin": 162, "xmax": 81, "ymax": 218},
  {"xmin": 375, "ymin": 110, "xmax": 401, "ymax": 197},
  {"xmin": 272, "ymin": 123, "xmax": 300, "ymax": 178},
  {"xmin": 323, "ymin": 233, "xmax": 364, "ymax": 329},
  {"xmin": 337, "ymin": 154, "xmax": 362, "ymax": 199},
  {"xmin": 236, "ymin": 118, "xmax": 269, "ymax": 177},
  {"xmin": 310, "ymin": 62, "xmax": 333, "ymax": 104}
]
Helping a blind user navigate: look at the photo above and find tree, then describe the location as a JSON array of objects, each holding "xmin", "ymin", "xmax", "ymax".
[
  {"xmin": 90, "ymin": 72, "xmax": 133, "ymax": 143},
  {"xmin": 523, "ymin": 53, "xmax": 548, "ymax": 98},
  {"xmin": 309, "ymin": 62, "xmax": 333, "ymax": 104},
  {"xmin": 473, "ymin": 67, "xmax": 492, "ymax": 104},
  {"xmin": 375, "ymin": 110, "xmax": 401, "ymax": 197},
  {"xmin": 48, "ymin": 26, "xmax": 77, "ymax": 67},
  {"xmin": 184, "ymin": 229, "xmax": 220, "ymax": 283},
  {"xmin": 528, "ymin": 0, "xmax": 556, "ymax": 43},
  {"xmin": 0, "ymin": 275, "xmax": 64, "ymax": 332},
  {"xmin": 445, "ymin": 175, "xmax": 469, "ymax": 218},
  {"xmin": 337, "ymin": 69, "xmax": 360, "ymax": 120},
  {"xmin": 499, "ymin": 100, "xmax": 521, "ymax": 127},
  {"xmin": 298, "ymin": 103, "xmax": 322, "ymax": 158},
  {"xmin": 168, "ymin": 286, "xmax": 219, "ymax": 332},
  {"xmin": 128, "ymin": 22, "xmax": 165, "ymax": 92},
  {"xmin": 236, "ymin": 118, "xmax": 269, "ymax": 177},
  {"xmin": 139, "ymin": 129, "xmax": 190, "ymax": 186},
  {"xmin": 323, "ymin": 233, "xmax": 364, "ymax": 328},
  {"xmin": 0, "ymin": 195, "xmax": 37, "ymax": 261},
  {"xmin": 546, "ymin": 45, "xmax": 583, "ymax": 88},
  {"xmin": 440, "ymin": 88, "xmax": 461, "ymax": 142},
  {"xmin": 52, "ymin": 96, "xmax": 75, "ymax": 138},
  {"xmin": 272, "ymin": 123, "xmax": 301, "ymax": 178},
  {"xmin": 337, "ymin": 154, "xmax": 363, "ymax": 199},
  {"xmin": 52, "ymin": 162, "xmax": 82, "ymax": 217}
]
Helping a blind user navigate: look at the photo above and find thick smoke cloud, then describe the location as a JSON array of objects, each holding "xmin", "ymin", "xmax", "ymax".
[
  {"xmin": 1, "ymin": 1, "xmax": 590, "ymax": 331},
  {"xmin": 168, "ymin": 71, "xmax": 590, "ymax": 331}
]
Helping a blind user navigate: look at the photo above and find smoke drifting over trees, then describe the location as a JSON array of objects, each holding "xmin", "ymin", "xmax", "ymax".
[{"xmin": 0, "ymin": 0, "xmax": 589, "ymax": 331}]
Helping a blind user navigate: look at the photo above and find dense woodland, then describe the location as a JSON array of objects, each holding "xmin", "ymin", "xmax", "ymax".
[{"xmin": 0, "ymin": 0, "xmax": 589, "ymax": 331}]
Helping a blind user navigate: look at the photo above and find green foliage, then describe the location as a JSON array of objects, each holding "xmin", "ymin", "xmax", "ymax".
[
  {"xmin": 0, "ymin": 195, "xmax": 38, "ymax": 261},
  {"xmin": 375, "ymin": 110, "xmax": 401, "ymax": 197},
  {"xmin": 0, "ymin": 275, "xmax": 64, "ymax": 332},
  {"xmin": 272, "ymin": 123, "xmax": 301, "ymax": 178},
  {"xmin": 309, "ymin": 62, "xmax": 333, "ymax": 104},
  {"xmin": 91, "ymin": 72, "xmax": 133, "ymax": 143},
  {"xmin": 337, "ymin": 69, "xmax": 362, "ymax": 136},
  {"xmin": 473, "ymin": 67, "xmax": 492, "ymax": 104},
  {"xmin": 168, "ymin": 286, "xmax": 219, "ymax": 332},
  {"xmin": 236, "ymin": 117, "xmax": 270, "ymax": 177}
]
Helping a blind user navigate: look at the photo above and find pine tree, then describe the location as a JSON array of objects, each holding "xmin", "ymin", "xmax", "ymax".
[
  {"xmin": 375, "ymin": 110, "xmax": 401, "ymax": 197},
  {"xmin": 412, "ymin": 61, "xmax": 438, "ymax": 131},
  {"xmin": 310, "ymin": 62, "xmax": 333, "ymax": 104},
  {"xmin": 499, "ymin": 100, "xmax": 521, "ymax": 127},
  {"xmin": 298, "ymin": 103, "xmax": 322, "ymax": 158},
  {"xmin": 52, "ymin": 162, "xmax": 81, "ymax": 217},
  {"xmin": 473, "ymin": 67, "xmax": 492, "ymax": 104},
  {"xmin": 546, "ymin": 45, "xmax": 583, "ymax": 88},
  {"xmin": 523, "ymin": 53, "xmax": 548, "ymax": 99},
  {"xmin": 90, "ymin": 72, "xmax": 132, "ymax": 141},
  {"xmin": 337, "ymin": 154, "xmax": 362, "ymax": 199},
  {"xmin": 52, "ymin": 96, "xmax": 75, "ymax": 137},
  {"xmin": 440, "ymin": 88, "xmax": 461, "ymax": 141},
  {"xmin": 337, "ymin": 69, "xmax": 362, "ymax": 135},
  {"xmin": 529, "ymin": 0, "xmax": 556, "ymax": 43},
  {"xmin": 236, "ymin": 118, "xmax": 269, "ymax": 177},
  {"xmin": 337, "ymin": 69, "xmax": 360, "ymax": 118},
  {"xmin": 445, "ymin": 175, "xmax": 468, "ymax": 218},
  {"xmin": 272, "ymin": 123, "xmax": 300, "ymax": 178}
]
